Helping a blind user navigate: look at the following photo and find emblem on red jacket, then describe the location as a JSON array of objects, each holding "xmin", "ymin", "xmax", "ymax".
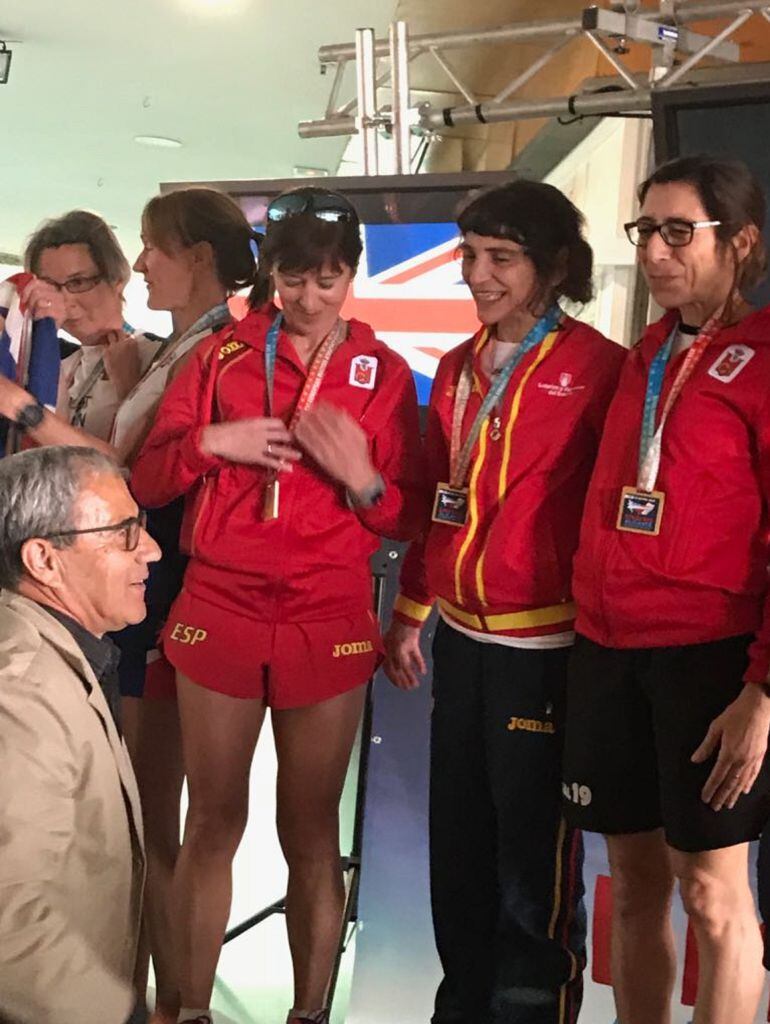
[
  {"xmin": 538, "ymin": 371, "xmax": 585, "ymax": 397},
  {"xmin": 707, "ymin": 344, "xmax": 755, "ymax": 383},
  {"xmin": 349, "ymin": 355, "xmax": 378, "ymax": 389}
]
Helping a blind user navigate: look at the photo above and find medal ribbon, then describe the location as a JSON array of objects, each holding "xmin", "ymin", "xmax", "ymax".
[
  {"xmin": 637, "ymin": 314, "xmax": 720, "ymax": 493},
  {"xmin": 448, "ymin": 304, "xmax": 562, "ymax": 488},
  {"xmin": 264, "ymin": 311, "xmax": 347, "ymax": 427}
]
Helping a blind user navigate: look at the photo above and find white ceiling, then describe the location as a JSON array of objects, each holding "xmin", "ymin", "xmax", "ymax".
[{"xmin": 0, "ymin": 0, "xmax": 393, "ymax": 263}]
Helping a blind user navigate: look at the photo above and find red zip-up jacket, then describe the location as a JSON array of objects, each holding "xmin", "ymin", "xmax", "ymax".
[
  {"xmin": 573, "ymin": 306, "xmax": 770, "ymax": 683},
  {"xmin": 393, "ymin": 318, "xmax": 626, "ymax": 638},
  {"xmin": 130, "ymin": 307, "xmax": 426, "ymax": 623}
]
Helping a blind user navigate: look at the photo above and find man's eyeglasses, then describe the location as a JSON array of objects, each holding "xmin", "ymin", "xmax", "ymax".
[
  {"xmin": 267, "ymin": 189, "xmax": 357, "ymax": 225},
  {"xmin": 40, "ymin": 511, "xmax": 147, "ymax": 551},
  {"xmin": 41, "ymin": 272, "xmax": 104, "ymax": 294},
  {"xmin": 624, "ymin": 218, "xmax": 722, "ymax": 248}
]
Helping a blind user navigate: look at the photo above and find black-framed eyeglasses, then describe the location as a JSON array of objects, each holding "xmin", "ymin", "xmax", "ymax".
[
  {"xmin": 40, "ymin": 511, "xmax": 147, "ymax": 551},
  {"xmin": 41, "ymin": 272, "xmax": 105, "ymax": 294},
  {"xmin": 624, "ymin": 218, "xmax": 722, "ymax": 248},
  {"xmin": 267, "ymin": 189, "xmax": 357, "ymax": 225}
]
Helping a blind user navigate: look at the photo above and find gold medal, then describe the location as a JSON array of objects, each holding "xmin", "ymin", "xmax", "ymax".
[
  {"xmin": 263, "ymin": 477, "xmax": 280, "ymax": 521},
  {"xmin": 432, "ymin": 482, "xmax": 469, "ymax": 527},
  {"xmin": 616, "ymin": 486, "xmax": 665, "ymax": 536}
]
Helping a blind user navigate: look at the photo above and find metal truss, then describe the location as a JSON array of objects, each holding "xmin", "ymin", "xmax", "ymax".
[{"xmin": 298, "ymin": 1, "xmax": 770, "ymax": 174}]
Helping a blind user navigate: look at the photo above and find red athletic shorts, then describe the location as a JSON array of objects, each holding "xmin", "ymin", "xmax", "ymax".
[
  {"xmin": 160, "ymin": 587, "xmax": 383, "ymax": 708},
  {"xmin": 143, "ymin": 651, "xmax": 178, "ymax": 700}
]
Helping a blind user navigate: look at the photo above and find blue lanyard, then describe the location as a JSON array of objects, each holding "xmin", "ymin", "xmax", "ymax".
[
  {"xmin": 453, "ymin": 303, "xmax": 562, "ymax": 485},
  {"xmin": 264, "ymin": 311, "xmax": 283, "ymax": 416},
  {"xmin": 483, "ymin": 303, "xmax": 561, "ymax": 406},
  {"xmin": 638, "ymin": 325, "xmax": 676, "ymax": 475},
  {"xmin": 183, "ymin": 301, "xmax": 232, "ymax": 342}
]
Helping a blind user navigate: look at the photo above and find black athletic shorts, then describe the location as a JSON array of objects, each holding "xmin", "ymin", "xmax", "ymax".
[{"xmin": 562, "ymin": 633, "xmax": 770, "ymax": 853}]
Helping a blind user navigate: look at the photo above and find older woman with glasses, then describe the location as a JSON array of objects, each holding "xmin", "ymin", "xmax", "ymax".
[
  {"xmin": 564, "ymin": 155, "xmax": 770, "ymax": 1024},
  {"xmin": 131, "ymin": 186, "xmax": 425, "ymax": 1024},
  {"xmin": 27, "ymin": 210, "xmax": 161, "ymax": 439},
  {"xmin": 0, "ymin": 211, "xmax": 159, "ymax": 452}
]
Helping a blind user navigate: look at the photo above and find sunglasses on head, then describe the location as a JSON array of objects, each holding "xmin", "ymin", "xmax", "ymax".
[{"xmin": 266, "ymin": 190, "xmax": 357, "ymax": 225}]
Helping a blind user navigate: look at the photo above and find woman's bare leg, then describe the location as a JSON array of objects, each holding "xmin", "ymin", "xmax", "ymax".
[
  {"xmin": 172, "ymin": 675, "xmax": 266, "ymax": 1008},
  {"xmin": 272, "ymin": 686, "xmax": 366, "ymax": 1011}
]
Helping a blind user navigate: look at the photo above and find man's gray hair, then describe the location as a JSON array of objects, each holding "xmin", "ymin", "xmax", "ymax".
[{"xmin": 0, "ymin": 446, "xmax": 122, "ymax": 590}]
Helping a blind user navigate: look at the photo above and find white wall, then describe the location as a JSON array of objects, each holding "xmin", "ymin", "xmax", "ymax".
[{"xmin": 545, "ymin": 115, "xmax": 652, "ymax": 347}]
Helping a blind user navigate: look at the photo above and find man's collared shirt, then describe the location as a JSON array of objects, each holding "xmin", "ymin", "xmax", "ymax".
[{"xmin": 43, "ymin": 606, "xmax": 122, "ymax": 734}]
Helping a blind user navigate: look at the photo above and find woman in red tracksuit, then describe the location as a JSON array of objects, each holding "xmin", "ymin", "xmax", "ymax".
[
  {"xmin": 385, "ymin": 180, "xmax": 625, "ymax": 1024},
  {"xmin": 563, "ymin": 155, "xmax": 770, "ymax": 1024},
  {"xmin": 131, "ymin": 188, "xmax": 424, "ymax": 1024}
]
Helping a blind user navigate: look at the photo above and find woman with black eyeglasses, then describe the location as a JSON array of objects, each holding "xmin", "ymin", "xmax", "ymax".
[
  {"xmin": 26, "ymin": 210, "xmax": 161, "ymax": 438},
  {"xmin": 131, "ymin": 187, "xmax": 424, "ymax": 1024},
  {"xmin": 563, "ymin": 155, "xmax": 770, "ymax": 1024},
  {"xmin": 0, "ymin": 211, "xmax": 162, "ymax": 451}
]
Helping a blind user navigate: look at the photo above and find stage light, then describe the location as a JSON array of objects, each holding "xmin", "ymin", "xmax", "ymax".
[
  {"xmin": 134, "ymin": 135, "xmax": 183, "ymax": 149},
  {"xmin": 293, "ymin": 166, "xmax": 330, "ymax": 178},
  {"xmin": 0, "ymin": 44, "xmax": 12, "ymax": 85}
]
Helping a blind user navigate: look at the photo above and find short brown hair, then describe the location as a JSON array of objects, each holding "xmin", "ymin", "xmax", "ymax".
[
  {"xmin": 24, "ymin": 210, "xmax": 130, "ymax": 288},
  {"xmin": 639, "ymin": 155, "xmax": 767, "ymax": 302},
  {"xmin": 142, "ymin": 187, "xmax": 257, "ymax": 293},
  {"xmin": 248, "ymin": 189, "xmax": 363, "ymax": 309}
]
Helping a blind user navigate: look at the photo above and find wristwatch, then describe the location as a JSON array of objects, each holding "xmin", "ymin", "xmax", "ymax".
[
  {"xmin": 14, "ymin": 401, "xmax": 45, "ymax": 432},
  {"xmin": 347, "ymin": 473, "xmax": 386, "ymax": 509}
]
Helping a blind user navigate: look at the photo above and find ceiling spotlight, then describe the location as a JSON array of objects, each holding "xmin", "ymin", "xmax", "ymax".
[
  {"xmin": 293, "ymin": 166, "xmax": 330, "ymax": 177},
  {"xmin": 0, "ymin": 43, "xmax": 12, "ymax": 85},
  {"xmin": 134, "ymin": 135, "xmax": 183, "ymax": 149}
]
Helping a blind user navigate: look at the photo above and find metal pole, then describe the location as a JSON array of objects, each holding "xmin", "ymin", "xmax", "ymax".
[
  {"xmin": 428, "ymin": 46, "xmax": 477, "ymax": 104},
  {"xmin": 671, "ymin": 0, "xmax": 769, "ymax": 17},
  {"xmin": 491, "ymin": 33, "xmax": 577, "ymax": 104},
  {"xmin": 325, "ymin": 61, "xmax": 348, "ymax": 118},
  {"xmin": 355, "ymin": 28, "xmax": 378, "ymax": 176},
  {"xmin": 320, "ymin": 17, "xmax": 583, "ymax": 64},
  {"xmin": 421, "ymin": 87, "xmax": 651, "ymax": 131},
  {"xmin": 299, "ymin": 88, "xmax": 652, "ymax": 138},
  {"xmin": 299, "ymin": 118, "xmax": 357, "ymax": 139},
  {"xmin": 389, "ymin": 20, "xmax": 411, "ymax": 174}
]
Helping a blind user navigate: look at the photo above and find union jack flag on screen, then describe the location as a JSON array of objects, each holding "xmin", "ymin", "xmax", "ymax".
[{"xmin": 341, "ymin": 222, "xmax": 479, "ymax": 404}]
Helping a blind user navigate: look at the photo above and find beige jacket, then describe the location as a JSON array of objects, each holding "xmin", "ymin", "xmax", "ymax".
[{"xmin": 0, "ymin": 592, "xmax": 145, "ymax": 1024}]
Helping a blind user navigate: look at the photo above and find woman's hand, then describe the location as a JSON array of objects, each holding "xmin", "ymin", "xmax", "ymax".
[
  {"xmin": 294, "ymin": 401, "xmax": 378, "ymax": 494},
  {"xmin": 20, "ymin": 278, "xmax": 67, "ymax": 329},
  {"xmin": 0, "ymin": 375, "xmax": 34, "ymax": 420},
  {"xmin": 692, "ymin": 683, "xmax": 770, "ymax": 810},
  {"xmin": 101, "ymin": 330, "xmax": 142, "ymax": 400},
  {"xmin": 201, "ymin": 418, "xmax": 301, "ymax": 470},
  {"xmin": 383, "ymin": 620, "xmax": 427, "ymax": 691}
]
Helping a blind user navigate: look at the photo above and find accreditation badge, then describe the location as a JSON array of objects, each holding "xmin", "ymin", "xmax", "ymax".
[
  {"xmin": 432, "ymin": 482, "xmax": 469, "ymax": 527},
  {"xmin": 616, "ymin": 486, "xmax": 665, "ymax": 536}
]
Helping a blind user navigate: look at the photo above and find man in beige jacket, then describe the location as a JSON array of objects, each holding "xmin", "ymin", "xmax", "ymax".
[{"xmin": 0, "ymin": 445, "xmax": 160, "ymax": 1024}]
